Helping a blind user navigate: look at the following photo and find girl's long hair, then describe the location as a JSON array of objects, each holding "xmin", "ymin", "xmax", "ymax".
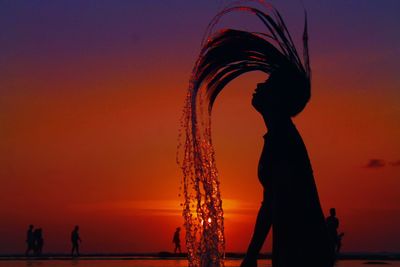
[{"xmin": 178, "ymin": 2, "xmax": 310, "ymax": 266}]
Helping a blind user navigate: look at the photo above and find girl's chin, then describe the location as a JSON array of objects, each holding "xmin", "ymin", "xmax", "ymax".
[{"xmin": 251, "ymin": 99, "xmax": 260, "ymax": 109}]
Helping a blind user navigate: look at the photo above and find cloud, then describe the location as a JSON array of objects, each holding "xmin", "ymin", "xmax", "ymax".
[
  {"xmin": 389, "ymin": 160, "xmax": 400, "ymax": 167},
  {"xmin": 364, "ymin": 159, "xmax": 400, "ymax": 168},
  {"xmin": 365, "ymin": 159, "xmax": 386, "ymax": 169}
]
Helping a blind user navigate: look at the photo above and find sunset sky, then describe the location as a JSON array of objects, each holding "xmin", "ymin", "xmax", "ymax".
[{"xmin": 1, "ymin": 0, "xmax": 399, "ymax": 254}]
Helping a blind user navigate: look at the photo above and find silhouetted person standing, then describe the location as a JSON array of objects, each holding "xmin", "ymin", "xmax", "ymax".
[
  {"xmin": 181, "ymin": 3, "xmax": 335, "ymax": 266},
  {"xmin": 173, "ymin": 227, "xmax": 181, "ymax": 254},
  {"xmin": 240, "ymin": 72, "xmax": 335, "ymax": 267},
  {"xmin": 326, "ymin": 208, "xmax": 340, "ymax": 253},
  {"xmin": 71, "ymin": 225, "xmax": 82, "ymax": 257},
  {"xmin": 33, "ymin": 228, "xmax": 43, "ymax": 256},
  {"xmin": 25, "ymin": 225, "xmax": 35, "ymax": 256}
]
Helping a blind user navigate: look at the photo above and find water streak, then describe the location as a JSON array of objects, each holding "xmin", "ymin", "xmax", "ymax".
[{"xmin": 178, "ymin": 86, "xmax": 225, "ymax": 267}]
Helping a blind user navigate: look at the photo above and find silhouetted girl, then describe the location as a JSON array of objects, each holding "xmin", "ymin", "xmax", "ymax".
[
  {"xmin": 181, "ymin": 2, "xmax": 335, "ymax": 267},
  {"xmin": 241, "ymin": 66, "xmax": 334, "ymax": 267}
]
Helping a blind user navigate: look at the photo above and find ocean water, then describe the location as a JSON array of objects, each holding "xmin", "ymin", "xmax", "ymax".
[{"xmin": 0, "ymin": 260, "xmax": 399, "ymax": 267}]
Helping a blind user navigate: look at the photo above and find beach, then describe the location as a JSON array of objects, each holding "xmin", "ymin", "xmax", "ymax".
[{"xmin": 1, "ymin": 259, "xmax": 400, "ymax": 267}]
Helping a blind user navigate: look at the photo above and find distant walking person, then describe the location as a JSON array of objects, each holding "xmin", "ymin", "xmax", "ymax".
[
  {"xmin": 71, "ymin": 225, "xmax": 82, "ymax": 257},
  {"xmin": 25, "ymin": 225, "xmax": 35, "ymax": 256},
  {"xmin": 33, "ymin": 228, "xmax": 43, "ymax": 256},
  {"xmin": 172, "ymin": 227, "xmax": 181, "ymax": 254},
  {"xmin": 326, "ymin": 208, "xmax": 340, "ymax": 253}
]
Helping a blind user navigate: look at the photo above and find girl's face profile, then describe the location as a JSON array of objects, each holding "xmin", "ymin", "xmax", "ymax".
[{"xmin": 252, "ymin": 81, "xmax": 277, "ymax": 115}]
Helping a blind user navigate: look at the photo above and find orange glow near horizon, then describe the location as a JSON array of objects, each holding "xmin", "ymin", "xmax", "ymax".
[{"xmin": 1, "ymin": 68, "xmax": 399, "ymax": 253}]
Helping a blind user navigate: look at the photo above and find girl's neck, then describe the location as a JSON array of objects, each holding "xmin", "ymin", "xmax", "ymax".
[{"xmin": 263, "ymin": 115, "xmax": 293, "ymax": 131}]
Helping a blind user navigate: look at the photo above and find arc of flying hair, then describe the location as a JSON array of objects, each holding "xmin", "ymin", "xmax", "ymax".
[{"xmin": 191, "ymin": 2, "xmax": 311, "ymax": 112}]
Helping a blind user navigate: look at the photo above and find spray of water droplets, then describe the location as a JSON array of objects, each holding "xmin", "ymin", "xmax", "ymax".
[{"xmin": 177, "ymin": 82, "xmax": 225, "ymax": 267}]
